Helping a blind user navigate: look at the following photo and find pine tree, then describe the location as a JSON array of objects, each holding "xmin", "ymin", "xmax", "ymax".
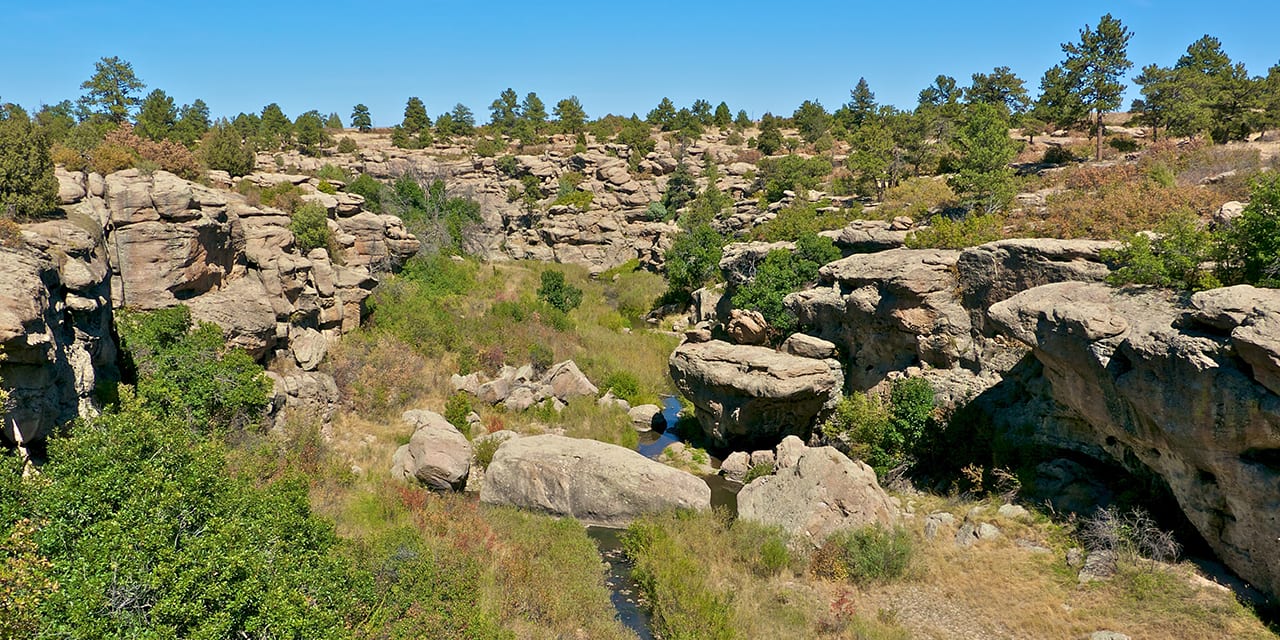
[
  {"xmin": 0, "ymin": 114, "xmax": 58, "ymax": 218},
  {"xmin": 1060, "ymin": 13, "xmax": 1133, "ymax": 159},
  {"xmin": 135, "ymin": 89, "xmax": 177, "ymax": 141},
  {"xmin": 553, "ymin": 97, "xmax": 586, "ymax": 134},
  {"xmin": 350, "ymin": 104, "xmax": 372, "ymax": 132},
  {"xmin": 401, "ymin": 97, "xmax": 430, "ymax": 134},
  {"xmin": 77, "ymin": 56, "xmax": 145, "ymax": 123}
]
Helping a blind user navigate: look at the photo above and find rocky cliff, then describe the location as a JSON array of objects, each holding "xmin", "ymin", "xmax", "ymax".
[{"xmin": 0, "ymin": 168, "xmax": 418, "ymax": 444}]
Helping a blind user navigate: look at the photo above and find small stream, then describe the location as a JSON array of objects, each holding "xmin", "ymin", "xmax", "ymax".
[{"xmin": 591, "ymin": 396, "xmax": 743, "ymax": 638}]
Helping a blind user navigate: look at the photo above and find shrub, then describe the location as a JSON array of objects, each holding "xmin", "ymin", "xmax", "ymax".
[
  {"xmin": 743, "ymin": 462, "xmax": 774, "ymax": 484},
  {"xmin": 810, "ymin": 525, "xmax": 914, "ymax": 586},
  {"xmin": 100, "ymin": 123, "xmax": 201, "ymax": 180},
  {"xmin": 1109, "ymin": 136, "xmax": 1139, "ymax": 153},
  {"xmin": 115, "ymin": 305, "xmax": 270, "ymax": 431},
  {"xmin": 1042, "ymin": 145, "xmax": 1076, "ymax": 165},
  {"xmin": 262, "ymin": 181, "xmax": 306, "ymax": 213},
  {"xmin": 336, "ymin": 136, "xmax": 358, "ymax": 154},
  {"xmin": 551, "ymin": 188, "xmax": 593, "ymax": 212},
  {"xmin": 730, "ymin": 232, "xmax": 840, "ymax": 338},
  {"xmin": 474, "ymin": 137, "xmax": 504, "ymax": 157},
  {"xmin": 877, "ymin": 177, "xmax": 956, "ymax": 221},
  {"xmin": 528, "ymin": 343, "xmax": 554, "ymax": 373},
  {"xmin": 623, "ymin": 518, "xmax": 736, "ymax": 640},
  {"xmin": 495, "ymin": 154, "xmax": 519, "ymax": 177},
  {"xmin": 1103, "ymin": 211, "xmax": 1220, "ymax": 291},
  {"xmin": 600, "ymin": 370, "xmax": 641, "ymax": 404},
  {"xmin": 750, "ymin": 200, "xmax": 854, "ymax": 242},
  {"xmin": 49, "ymin": 143, "xmax": 87, "ymax": 172},
  {"xmin": 315, "ymin": 163, "xmax": 348, "ymax": 182},
  {"xmin": 289, "ymin": 202, "xmax": 332, "ymax": 253},
  {"xmin": 473, "ymin": 436, "xmax": 500, "ymax": 470},
  {"xmin": 199, "ymin": 123, "xmax": 254, "ymax": 177},
  {"xmin": 346, "ymin": 173, "xmax": 383, "ymax": 212},
  {"xmin": 0, "ymin": 116, "xmax": 58, "ymax": 218},
  {"xmin": 537, "ymin": 270, "xmax": 583, "ymax": 313},
  {"xmin": 1218, "ymin": 172, "xmax": 1280, "ymax": 287},
  {"xmin": 905, "ymin": 211, "xmax": 1004, "ymax": 249},
  {"xmin": 444, "ymin": 393, "xmax": 472, "ymax": 432},
  {"xmin": 821, "ymin": 377, "xmax": 933, "ymax": 474},
  {"xmin": 645, "ymin": 200, "xmax": 669, "ymax": 221},
  {"xmin": 756, "ymin": 154, "xmax": 833, "ymax": 203},
  {"xmin": 1080, "ymin": 506, "xmax": 1180, "ymax": 567},
  {"xmin": 88, "ymin": 142, "xmax": 134, "ymax": 175},
  {"xmin": 316, "ymin": 179, "xmax": 337, "ymax": 195}
]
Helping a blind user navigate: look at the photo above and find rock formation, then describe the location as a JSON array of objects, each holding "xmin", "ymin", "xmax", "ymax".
[
  {"xmin": 390, "ymin": 409, "xmax": 472, "ymax": 491},
  {"xmin": 669, "ymin": 339, "xmax": 842, "ymax": 449},
  {"xmin": 479, "ymin": 434, "xmax": 711, "ymax": 527},
  {"xmin": 738, "ymin": 436, "xmax": 897, "ymax": 546}
]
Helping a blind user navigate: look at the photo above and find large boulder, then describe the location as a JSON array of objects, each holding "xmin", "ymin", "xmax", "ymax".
[
  {"xmin": 479, "ymin": 434, "xmax": 711, "ymax": 527},
  {"xmin": 738, "ymin": 436, "xmax": 897, "ymax": 546},
  {"xmin": 544, "ymin": 359, "xmax": 598, "ymax": 401},
  {"xmin": 390, "ymin": 409, "xmax": 472, "ymax": 491},
  {"xmin": 990, "ymin": 281, "xmax": 1280, "ymax": 600},
  {"xmin": 669, "ymin": 339, "xmax": 841, "ymax": 449}
]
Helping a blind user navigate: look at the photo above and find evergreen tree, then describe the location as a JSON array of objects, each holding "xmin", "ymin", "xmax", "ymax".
[
  {"xmin": 646, "ymin": 97, "xmax": 676, "ymax": 128},
  {"xmin": 756, "ymin": 113, "xmax": 783, "ymax": 155},
  {"xmin": 713, "ymin": 102, "xmax": 732, "ymax": 128},
  {"xmin": 1060, "ymin": 13, "xmax": 1134, "ymax": 159},
  {"xmin": 690, "ymin": 99, "xmax": 713, "ymax": 125},
  {"xmin": 350, "ymin": 104, "xmax": 373, "ymax": 132},
  {"xmin": 489, "ymin": 88, "xmax": 520, "ymax": 133},
  {"xmin": 135, "ymin": 88, "xmax": 177, "ymax": 141},
  {"xmin": 847, "ymin": 118, "xmax": 898, "ymax": 199},
  {"xmin": 325, "ymin": 112, "xmax": 343, "ymax": 129},
  {"xmin": 294, "ymin": 110, "xmax": 330, "ymax": 156},
  {"xmin": 553, "ymin": 96, "xmax": 586, "ymax": 133},
  {"xmin": 174, "ymin": 99, "xmax": 210, "ymax": 147},
  {"xmin": 965, "ymin": 66, "xmax": 1031, "ymax": 116},
  {"xmin": 792, "ymin": 99, "xmax": 831, "ymax": 143},
  {"xmin": 259, "ymin": 103, "xmax": 292, "ymax": 150},
  {"xmin": 734, "ymin": 109, "xmax": 752, "ymax": 130},
  {"xmin": 401, "ymin": 96, "xmax": 430, "ymax": 134},
  {"xmin": 77, "ymin": 56, "xmax": 145, "ymax": 123},
  {"xmin": 1033, "ymin": 63, "xmax": 1089, "ymax": 131},
  {"xmin": 841, "ymin": 77, "xmax": 878, "ymax": 132},
  {"xmin": 948, "ymin": 103, "xmax": 1018, "ymax": 214},
  {"xmin": 521, "ymin": 92, "xmax": 547, "ymax": 130},
  {"xmin": 448, "ymin": 103, "xmax": 476, "ymax": 136},
  {"xmin": 34, "ymin": 100, "xmax": 76, "ymax": 143},
  {"xmin": 200, "ymin": 121, "xmax": 255, "ymax": 177}
]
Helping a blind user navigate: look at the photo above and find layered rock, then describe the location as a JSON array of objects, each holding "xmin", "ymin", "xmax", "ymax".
[
  {"xmin": 479, "ymin": 434, "xmax": 711, "ymax": 527},
  {"xmin": 738, "ymin": 436, "xmax": 897, "ymax": 546},
  {"xmin": 390, "ymin": 409, "xmax": 472, "ymax": 491},
  {"xmin": 989, "ymin": 281, "xmax": 1280, "ymax": 599},
  {"xmin": 669, "ymin": 339, "xmax": 842, "ymax": 449}
]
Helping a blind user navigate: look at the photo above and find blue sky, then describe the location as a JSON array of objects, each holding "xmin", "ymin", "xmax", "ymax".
[{"xmin": 3, "ymin": 1, "xmax": 1277, "ymax": 126}]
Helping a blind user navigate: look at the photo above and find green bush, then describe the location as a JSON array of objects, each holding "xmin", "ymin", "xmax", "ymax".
[
  {"xmin": 475, "ymin": 137, "xmax": 504, "ymax": 157},
  {"xmin": 623, "ymin": 518, "xmax": 736, "ymax": 640},
  {"xmin": 729, "ymin": 232, "xmax": 840, "ymax": 338},
  {"xmin": 262, "ymin": 181, "xmax": 306, "ymax": 212},
  {"xmin": 551, "ymin": 188, "xmax": 593, "ymax": 212},
  {"xmin": 336, "ymin": 136, "xmax": 357, "ymax": 154},
  {"xmin": 1218, "ymin": 172, "xmax": 1280, "ymax": 287},
  {"xmin": 1042, "ymin": 145, "xmax": 1076, "ymax": 165},
  {"xmin": 905, "ymin": 211, "xmax": 1004, "ymax": 249},
  {"xmin": 821, "ymin": 377, "xmax": 934, "ymax": 474},
  {"xmin": 756, "ymin": 154, "xmax": 832, "ymax": 203},
  {"xmin": 444, "ymin": 393, "xmax": 473, "ymax": 432},
  {"xmin": 1109, "ymin": 136, "xmax": 1140, "ymax": 153},
  {"xmin": 600, "ymin": 370, "xmax": 641, "ymax": 404},
  {"xmin": 537, "ymin": 270, "xmax": 583, "ymax": 313},
  {"xmin": 810, "ymin": 525, "xmax": 914, "ymax": 586},
  {"xmin": 315, "ymin": 163, "xmax": 348, "ymax": 182},
  {"xmin": 316, "ymin": 179, "xmax": 337, "ymax": 195},
  {"xmin": 346, "ymin": 173, "xmax": 383, "ymax": 212},
  {"xmin": 645, "ymin": 201, "xmax": 669, "ymax": 221},
  {"xmin": 528, "ymin": 343, "xmax": 554, "ymax": 372},
  {"xmin": 749, "ymin": 200, "xmax": 854, "ymax": 242},
  {"xmin": 289, "ymin": 201, "xmax": 332, "ymax": 253},
  {"xmin": 473, "ymin": 437, "xmax": 501, "ymax": 471},
  {"xmin": 115, "ymin": 306, "xmax": 270, "ymax": 431},
  {"xmin": 200, "ymin": 123, "xmax": 256, "ymax": 177},
  {"xmin": 1103, "ymin": 211, "xmax": 1221, "ymax": 291},
  {"xmin": 663, "ymin": 218, "xmax": 725, "ymax": 299},
  {"xmin": 743, "ymin": 462, "xmax": 774, "ymax": 484}
]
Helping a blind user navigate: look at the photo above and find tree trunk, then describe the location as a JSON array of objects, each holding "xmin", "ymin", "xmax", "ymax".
[{"xmin": 1095, "ymin": 110, "xmax": 1103, "ymax": 160}]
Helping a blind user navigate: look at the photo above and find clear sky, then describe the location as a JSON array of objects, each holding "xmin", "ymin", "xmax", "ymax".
[{"xmin": 3, "ymin": 1, "xmax": 1278, "ymax": 126}]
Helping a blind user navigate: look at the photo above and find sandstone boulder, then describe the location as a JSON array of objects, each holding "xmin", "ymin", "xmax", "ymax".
[
  {"xmin": 669, "ymin": 340, "xmax": 842, "ymax": 449},
  {"xmin": 390, "ymin": 409, "xmax": 472, "ymax": 491},
  {"xmin": 480, "ymin": 434, "xmax": 711, "ymax": 527},
  {"xmin": 628, "ymin": 404, "xmax": 665, "ymax": 432},
  {"xmin": 724, "ymin": 309, "xmax": 768, "ymax": 345},
  {"xmin": 738, "ymin": 436, "xmax": 897, "ymax": 546},
  {"xmin": 544, "ymin": 359, "xmax": 598, "ymax": 401}
]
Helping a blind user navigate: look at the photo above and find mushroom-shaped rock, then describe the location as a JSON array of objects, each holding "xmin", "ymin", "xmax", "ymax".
[
  {"xmin": 669, "ymin": 339, "xmax": 841, "ymax": 449},
  {"xmin": 479, "ymin": 434, "xmax": 711, "ymax": 527},
  {"xmin": 390, "ymin": 409, "xmax": 472, "ymax": 491},
  {"xmin": 738, "ymin": 436, "xmax": 897, "ymax": 546}
]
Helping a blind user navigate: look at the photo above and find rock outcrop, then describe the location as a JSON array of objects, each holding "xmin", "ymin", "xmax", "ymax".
[
  {"xmin": 479, "ymin": 434, "xmax": 711, "ymax": 527},
  {"xmin": 738, "ymin": 436, "xmax": 897, "ymax": 546},
  {"xmin": 390, "ymin": 409, "xmax": 472, "ymax": 491},
  {"xmin": 669, "ymin": 339, "xmax": 842, "ymax": 449},
  {"xmin": 0, "ymin": 168, "xmax": 418, "ymax": 444},
  {"xmin": 989, "ymin": 281, "xmax": 1280, "ymax": 599}
]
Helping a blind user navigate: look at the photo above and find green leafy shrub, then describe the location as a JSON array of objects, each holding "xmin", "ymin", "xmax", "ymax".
[
  {"xmin": 729, "ymin": 232, "xmax": 840, "ymax": 338},
  {"xmin": 749, "ymin": 200, "xmax": 854, "ymax": 242},
  {"xmin": 1218, "ymin": 172, "xmax": 1280, "ymax": 287},
  {"xmin": 0, "ymin": 115, "xmax": 60, "ymax": 218},
  {"xmin": 262, "ymin": 181, "xmax": 306, "ymax": 212},
  {"xmin": 346, "ymin": 173, "xmax": 383, "ymax": 212},
  {"xmin": 600, "ymin": 370, "xmax": 641, "ymax": 404},
  {"xmin": 877, "ymin": 177, "xmax": 956, "ymax": 221},
  {"xmin": 336, "ymin": 136, "xmax": 358, "ymax": 154},
  {"xmin": 289, "ymin": 201, "xmax": 332, "ymax": 253},
  {"xmin": 1103, "ymin": 211, "xmax": 1221, "ymax": 290},
  {"xmin": 473, "ymin": 436, "xmax": 501, "ymax": 471},
  {"xmin": 475, "ymin": 137, "xmax": 504, "ymax": 157},
  {"xmin": 316, "ymin": 179, "xmax": 337, "ymax": 195},
  {"xmin": 551, "ymin": 188, "xmax": 593, "ymax": 211},
  {"xmin": 821, "ymin": 377, "xmax": 934, "ymax": 474},
  {"xmin": 743, "ymin": 462, "xmax": 774, "ymax": 484},
  {"xmin": 645, "ymin": 201, "xmax": 669, "ymax": 221},
  {"xmin": 663, "ymin": 218, "xmax": 725, "ymax": 300},
  {"xmin": 200, "ymin": 123, "xmax": 254, "ymax": 177},
  {"xmin": 315, "ymin": 163, "xmax": 348, "ymax": 182},
  {"xmin": 115, "ymin": 306, "xmax": 270, "ymax": 431},
  {"xmin": 623, "ymin": 517, "xmax": 736, "ymax": 640},
  {"xmin": 756, "ymin": 154, "xmax": 833, "ymax": 203},
  {"xmin": 528, "ymin": 343, "xmax": 554, "ymax": 373},
  {"xmin": 444, "ymin": 393, "xmax": 473, "ymax": 432},
  {"xmin": 537, "ymin": 270, "xmax": 583, "ymax": 313},
  {"xmin": 810, "ymin": 525, "xmax": 914, "ymax": 586},
  {"xmin": 905, "ymin": 211, "xmax": 1004, "ymax": 249}
]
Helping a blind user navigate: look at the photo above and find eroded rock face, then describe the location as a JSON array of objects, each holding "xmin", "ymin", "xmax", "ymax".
[
  {"xmin": 738, "ymin": 436, "xmax": 897, "ymax": 546},
  {"xmin": 479, "ymin": 434, "xmax": 711, "ymax": 527},
  {"xmin": 989, "ymin": 281, "xmax": 1280, "ymax": 599},
  {"xmin": 390, "ymin": 409, "xmax": 472, "ymax": 491},
  {"xmin": 669, "ymin": 339, "xmax": 841, "ymax": 449}
]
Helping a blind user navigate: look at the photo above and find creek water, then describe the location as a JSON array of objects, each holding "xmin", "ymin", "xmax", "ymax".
[{"xmin": 589, "ymin": 395, "xmax": 743, "ymax": 637}]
